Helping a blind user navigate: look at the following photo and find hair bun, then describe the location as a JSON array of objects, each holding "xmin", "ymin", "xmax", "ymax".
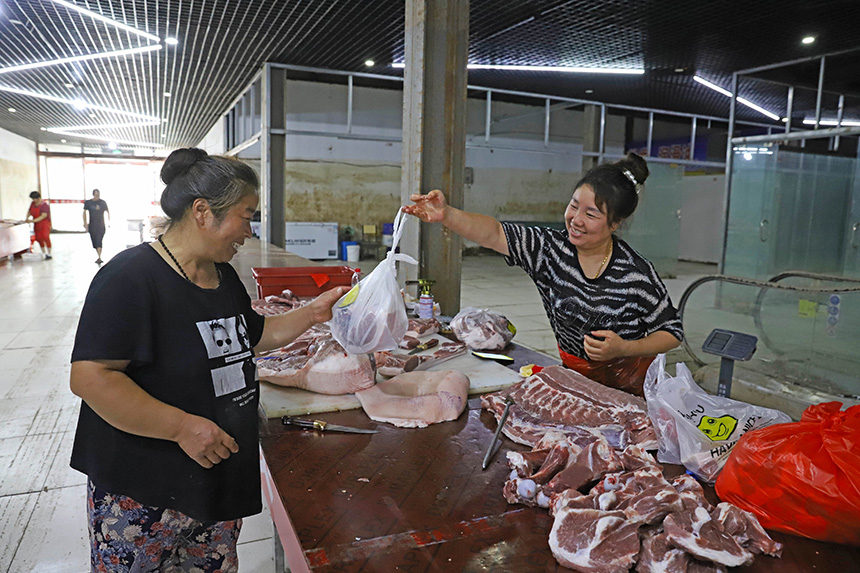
[
  {"xmin": 161, "ymin": 148, "xmax": 208, "ymax": 185},
  {"xmin": 622, "ymin": 152, "xmax": 649, "ymax": 187}
]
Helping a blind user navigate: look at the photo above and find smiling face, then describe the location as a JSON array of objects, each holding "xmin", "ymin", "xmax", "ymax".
[
  {"xmin": 206, "ymin": 193, "xmax": 258, "ymax": 262},
  {"xmin": 697, "ymin": 414, "xmax": 738, "ymax": 441},
  {"xmin": 564, "ymin": 185, "xmax": 618, "ymax": 250}
]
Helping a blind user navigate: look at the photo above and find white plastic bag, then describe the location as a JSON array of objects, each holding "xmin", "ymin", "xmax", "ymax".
[
  {"xmin": 643, "ymin": 354, "xmax": 791, "ymax": 483},
  {"xmin": 329, "ymin": 208, "xmax": 417, "ymax": 354},
  {"xmin": 450, "ymin": 307, "xmax": 516, "ymax": 351}
]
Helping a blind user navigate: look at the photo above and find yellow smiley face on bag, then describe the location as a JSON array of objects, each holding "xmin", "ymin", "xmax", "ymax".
[{"xmin": 697, "ymin": 414, "xmax": 738, "ymax": 441}]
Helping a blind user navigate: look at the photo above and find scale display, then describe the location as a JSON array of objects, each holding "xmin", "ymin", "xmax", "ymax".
[
  {"xmin": 702, "ymin": 329, "xmax": 757, "ymax": 361},
  {"xmin": 701, "ymin": 329, "xmax": 758, "ymax": 397}
]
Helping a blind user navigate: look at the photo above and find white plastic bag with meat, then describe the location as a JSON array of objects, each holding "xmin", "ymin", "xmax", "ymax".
[
  {"xmin": 450, "ymin": 307, "xmax": 516, "ymax": 351},
  {"xmin": 329, "ymin": 208, "xmax": 417, "ymax": 354},
  {"xmin": 643, "ymin": 354, "xmax": 791, "ymax": 483}
]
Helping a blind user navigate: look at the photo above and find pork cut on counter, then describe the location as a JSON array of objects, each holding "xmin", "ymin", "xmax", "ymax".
[
  {"xmin": 549, "ymin": 508, "xmax": 642, "ymax": 573},
  {"xmin": 256, "ymin": 328, "xmax": 376, "ymax": 395},
  {"xmin": 450, "ymin": 307, "xmax": 515, "ymax": 351},
  {"xmin": 482, "ymin": 365, "xmax": 657, "ymax": 449},
  {"xmin": 355, "ymin": 370, "xmax": 469, "ymax": 428}
]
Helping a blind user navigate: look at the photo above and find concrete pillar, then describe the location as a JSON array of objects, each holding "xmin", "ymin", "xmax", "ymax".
[
  {"xmin": 261, "ymin": 63, "xmax": 286, "ymax": 248},
  {"xmin": 400, "ymin": 0, "xmax": 469, "ymax": 317}
]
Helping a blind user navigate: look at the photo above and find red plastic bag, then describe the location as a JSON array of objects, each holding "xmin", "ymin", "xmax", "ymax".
[{"xmin": 715, "ymin": 401, "xmax": 860, "ymax": 546}]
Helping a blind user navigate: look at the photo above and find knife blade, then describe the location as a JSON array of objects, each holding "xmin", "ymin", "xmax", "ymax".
[
  {"xmin": 281, "ymin": 416, "xmax": 378, "ymax": 434},
  {"xmin": 407, "ymin": 337, "xmax": 439, "ymax": 355},
  {"xmin": 482, "ymin": 395, "xmax": 515, "ymax": 470}
]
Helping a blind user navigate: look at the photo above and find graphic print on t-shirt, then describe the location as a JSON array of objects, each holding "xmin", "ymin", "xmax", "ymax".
[{"xmin": 196, "ymin": 315, "xmax": 253, "ymax": 397}]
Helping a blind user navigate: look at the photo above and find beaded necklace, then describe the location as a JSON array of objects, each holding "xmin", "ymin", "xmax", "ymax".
[{"xmin": 158, "ymin": 235, "xmax": 221, "ymax": 285}]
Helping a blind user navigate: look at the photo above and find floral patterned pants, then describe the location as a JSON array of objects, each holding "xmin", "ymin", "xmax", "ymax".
[{"xmin": 87, "ymin": 480, "xmax": 241, "ymax": 573}]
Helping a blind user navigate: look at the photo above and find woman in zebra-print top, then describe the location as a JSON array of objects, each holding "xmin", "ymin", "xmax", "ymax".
[{"xmin": 404, "ymin": 152, "xmax": 682, "ymax": 395}]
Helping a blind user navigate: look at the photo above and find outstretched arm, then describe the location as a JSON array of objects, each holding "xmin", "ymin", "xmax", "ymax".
[{"xmin": 402, "ymin": 189, "xmax": 509, "ymax": 256}]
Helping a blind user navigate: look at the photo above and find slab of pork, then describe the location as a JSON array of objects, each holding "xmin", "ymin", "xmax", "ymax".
[
  {"xmin": 662, "ymin": 506, "xmax": 753, "ymax": 568},
  {"xmin": 355, "ymin": 370, "xmax": 469, "ymax": 428},
  {"xmin": 548, "ymin": 508, "xmax": 642, "ymax": 573},
  {"xmin": 710, "ymin": 502, "xmax": 782, "ymax": 558},
  {"xmin": 482, "ymin": 366, "xmax": 657, "ymax": 449},
  {"xmin": 637, "ymin": 530, "xmax": 690, "ymax": 573}
]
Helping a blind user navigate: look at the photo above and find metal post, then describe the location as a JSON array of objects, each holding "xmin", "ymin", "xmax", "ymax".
[
  {"xmin": 544, "ymin": 98, "xmax": 550, "ymax": 147},
  {"xmin": 785, "ymin": 86, "xmax": 793, "ymax": 135},
  {"xmin": 834, "ymin": 94, "xmax": 844, "ymax": 151},
  {"xmin": 719, "ymin": 73, "xmax": 739, "ymax": 275},
  {"xmin": 690, "ymin": 117, "xmax": 697, "ymax": 161},
  {"xmin": 485, "ymin": 90, "xmax": 491, "ymax": 143},
  {"xmin": 261, "ymin": 63, "xmax": 287, "ymax": 248},
  {"xmin": 647, "ymin": 112, "xmax": 654, "ymax": 156},
  {"xmin": 347, "ymin": 74, "xmax": 353, "ymax": 134},
  {"xmin": 598, "ymin": 104, "xmax": 606, "ymax": 164},
  {"xmin": 814, "ymin": 56, "xmax": 825, "ymax": 129}
]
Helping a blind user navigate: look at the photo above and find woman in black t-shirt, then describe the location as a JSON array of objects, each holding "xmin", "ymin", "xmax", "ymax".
[
  {"xmin": 404, "ymin": 152, "xmax": 682, "ymax": 395},
  {"xmin": 70, "ymin": 148, "xmax": 346, "ymax": 572}
]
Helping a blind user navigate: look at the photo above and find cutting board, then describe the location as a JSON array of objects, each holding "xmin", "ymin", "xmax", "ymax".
[{"xmin": 259, "ymin": 333, "xmax": 521, "ymax": 418}]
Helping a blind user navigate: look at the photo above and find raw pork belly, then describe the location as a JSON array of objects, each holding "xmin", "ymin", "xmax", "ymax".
[
  {"xmin": 355, "ymin": 370, "xmax": 469, "ymax": 428},
  {"xmin": 257, "ymin": 328, "xmax": 376, "ymax": 395},
  {"xmin": 482, "ymin": 366, "xmax": 657, "ymax": 449},
  {"xmin": 404, "ymin": 317, "xmax": 441, "ymax": 338},
  {"xmin": 450, "ymin": 307, "xmax": 515, "ymax": 351},
  {"xmin": 549, "ymin": 508, "xmax": 641, "ymax": 573}
]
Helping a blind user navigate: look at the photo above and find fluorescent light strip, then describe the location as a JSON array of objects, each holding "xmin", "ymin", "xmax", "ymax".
[
  {"xmin": 0, "ymin": 85, "xmax": 160, "ymax": 121},
  {"xmin": 49, "ymin": 121, "xmax": 161, "ymax": 131},
  {"xmin": 803, "ymin": 118, "xmax": 860, "ymax": 127},
  {"xmin": 693, "ymin": 76, "xmax": 781, "ymax": 121},
  {"xmin": 47, "ymin": 0, "xmax": 161, "ymax": 42},
  {"xmin": 48, "ymin": 129, "xmax": 163, "ymax": 148},
  {"xmin": 0, "ymin": 45, "xmax": 162, "ymax": 75},
  {"xmin": 391, "ymin": 63, "xmax": 644, "ymax": 74}
]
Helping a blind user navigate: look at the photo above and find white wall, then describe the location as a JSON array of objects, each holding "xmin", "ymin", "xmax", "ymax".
[
  {"xmin": 0, "ymin": 127, "xmax": 38, "ymax": 220},
  {"xmin": 198, "ymin": 116, "xmax": 226, "ymax": 154}
]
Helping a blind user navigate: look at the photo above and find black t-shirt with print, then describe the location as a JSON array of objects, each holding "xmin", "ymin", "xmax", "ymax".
[
  {"xmin": 70, "ymin": 243, "xmax": 266, "ymax": 522},
  {"xmin": 83, "ymin": 199, "xmax": 108, "ymax": 231}
]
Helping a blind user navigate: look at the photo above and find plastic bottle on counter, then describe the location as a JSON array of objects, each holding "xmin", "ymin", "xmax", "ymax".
[{"xmin": 418, "ymin": 293, "xmax": 434, "ymax": 319}]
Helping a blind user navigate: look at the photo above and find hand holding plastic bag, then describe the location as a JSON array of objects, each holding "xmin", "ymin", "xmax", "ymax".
[
  {"xmin": 329, "ymin": 209, "xmax": 416, "ymax": 354},
  {"xmin": 716, "ymin": 401, "xmax": 860, "ymax": 546},
  {"xmin": 643, "ymin": 354, "xmax": 791, "ymax": 483}
]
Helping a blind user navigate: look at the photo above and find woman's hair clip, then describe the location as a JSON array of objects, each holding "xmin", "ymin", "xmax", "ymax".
[{"xmin": 622, "ymin": 169, "xmax": 643, "ymax": 194}]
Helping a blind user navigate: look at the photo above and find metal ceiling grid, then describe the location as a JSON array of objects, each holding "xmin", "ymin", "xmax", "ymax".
[{"xmin": 0, "ymin": 0, "xmax": 858, "ymax": 151}]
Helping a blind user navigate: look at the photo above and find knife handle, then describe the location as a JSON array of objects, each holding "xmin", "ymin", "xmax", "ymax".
[{"xmin": 282, "ymin": 416, "xmax": 327, "ymax": 431}]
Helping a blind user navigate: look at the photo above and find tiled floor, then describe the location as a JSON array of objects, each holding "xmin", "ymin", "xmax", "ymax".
[{"xmin": 0, "ymin": 232, "xmax": 713, "ymax": 573}]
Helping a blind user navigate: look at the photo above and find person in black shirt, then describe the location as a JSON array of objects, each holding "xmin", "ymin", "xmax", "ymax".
[
  {"xmin": 404, "ymin": 152, "xmax": 682, "ymax": 395},
  {"xmin": 70, "ymin": 148, "xmax": 346, "ymax": 572},
  {"xmin": 83, "ymin": 189, "xmax": 110, "ymax": 264}
]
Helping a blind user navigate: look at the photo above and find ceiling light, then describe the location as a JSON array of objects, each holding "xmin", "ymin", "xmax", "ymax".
[
  {"xmin": 803, "ymin": 118, "xmax": 860, "ymax": 127},
  {"xmin": 60, "ymin": 139, "xmax": 67, "ymax": 143},
  {"xmin": 802, "ymin": 36, "xmax": 815, "ymax": 45},
  {"xmin": 47, "ymin": 0, "xmax": 160, "ymax": 41},
  {"xmin": 585, "ymin": 89, "xmax": 594, "ymax": 94},
  {"xmin": 40, "ymin": 127, "xmax": 47, "ymax": 131},
  {"xmin": 693, "ymin": 75, "xmax": 781, "ymax": 121},
  {"xmin": 49, "ymin": 121, "xmax": 159, "ymax": 131},
  {"xmin": 0, "ymin": 85, "xmax": 160, "ymax": 121},
  {"xmin": 8, "ymin": 108, "xmax": 16, "ymax": 113},
  {"xmin": 89, "ymin": 113, "xmax": 97, "ymax": 118},
  {"xmin": 73, "ymin": 99, "xmax": 87, "ymax": 110},
  {"xmin": 107, "ymin": 141, "xmax": 117, "ymax": 149},
  {"xmin": 164, "ymin": 37, "xmax": 179, "ymax": 45},
  {"xmin": 164, "ymin": 92, "xmax": 171, "ymax": 97},
  {"xmin": 0, "ymin": 45, "xmax": 162, "ymax": 75},
  {"xmin": 48, "ymin": 130, "xmax": 163, "ymax": 148},
  {"xmin": 674, "ymin": 68, "xmax": 686, "ymax": 73},
  {"xmin": 391, "ymin": 63, "xmax": 644, "ymax": 74},
  {"xmin": 365, "ymin": 60, "xmax": 375, "ymax": 67},
  {"xmin": 64, "ymin": 83, "xmax": 74, "ymax": 88}
]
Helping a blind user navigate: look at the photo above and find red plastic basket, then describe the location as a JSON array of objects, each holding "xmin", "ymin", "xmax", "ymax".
[{"xmin": 252, "ymin": 266, "xmax": 359, "ymax": 298}]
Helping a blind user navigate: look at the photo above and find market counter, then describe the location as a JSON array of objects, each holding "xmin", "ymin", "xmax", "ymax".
[
  {"xmin": 259, "ymin": 395, "xmax": 859, "ymax": 573},
  {"xmin": 0, "ymin": 221, "xmax": 30, "ymax": 259}
]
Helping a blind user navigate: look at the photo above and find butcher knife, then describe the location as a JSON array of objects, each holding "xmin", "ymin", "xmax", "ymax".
[
  {"xmin": 407, "ymin": 338, "xmax": 439, "ymax": 355},
  {"xmin": 482, "ymin": 395, "xmax": 515, "ymax": 470},
  {"xmin": 281, "ymin": 416, "xmax": 378, "ymax": 434}
]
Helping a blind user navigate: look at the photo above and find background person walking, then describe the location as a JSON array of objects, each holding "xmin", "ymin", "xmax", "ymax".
[
  {"xmin": 83, "ymin": 189, "xmax": 110, "ymax": 264},
  {"xmin": 25, "ymin": 191, "xmax": 52, "ymax": 260}
]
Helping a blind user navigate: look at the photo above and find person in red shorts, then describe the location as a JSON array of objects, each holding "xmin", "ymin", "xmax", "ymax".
[{"xmin": 25, "ymin": 191, "xmax": 52, "ymax": 260}]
